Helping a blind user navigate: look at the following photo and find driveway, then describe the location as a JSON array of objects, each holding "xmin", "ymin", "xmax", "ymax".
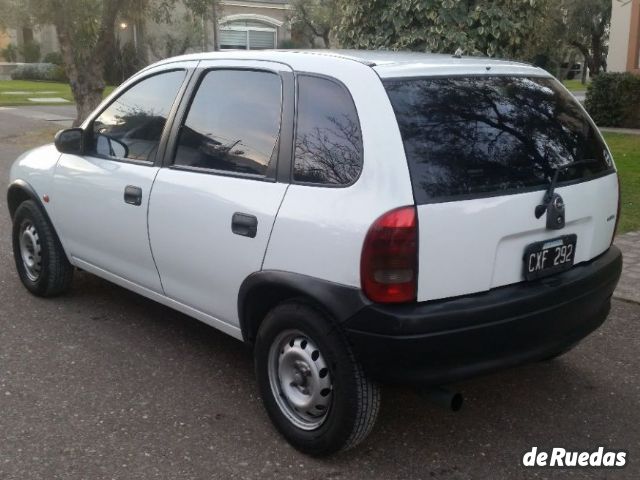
[{"xmin": 1, "ymin": 107, "xmax": 639, "ymax": 479}]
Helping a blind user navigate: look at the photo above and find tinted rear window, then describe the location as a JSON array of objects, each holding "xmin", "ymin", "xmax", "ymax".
[
  {"xmin": 293, "ymin": 75, "xmax": 363, "ymax": 186},
  {"xmin": 384, "ymin": 76, "xmax": 613, "ymax": 203}
]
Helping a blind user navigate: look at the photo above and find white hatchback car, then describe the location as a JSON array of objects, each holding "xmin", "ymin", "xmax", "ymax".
[{"xmin": 8, "ymin": 50, "xmax": 622, "ymax": 456}]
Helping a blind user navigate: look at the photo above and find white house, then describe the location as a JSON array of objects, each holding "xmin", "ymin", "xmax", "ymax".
[
  {"xmin": 218, "ymin": 0, "xmax": 291, "ymax": 50},
  {"xmin": 1, "ymin": 0, "xmax": 292, "ymax": 63},
  {"xmin": 608, "ymin": 0, "xmax": 640, "ymax": 73}
]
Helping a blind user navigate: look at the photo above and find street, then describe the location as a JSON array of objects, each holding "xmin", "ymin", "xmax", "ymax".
[{"xmin": 0, "ymin": 106, "xmax": 639, "ymax": 479}]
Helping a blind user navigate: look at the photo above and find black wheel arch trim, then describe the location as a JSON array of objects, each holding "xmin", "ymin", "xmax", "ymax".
[
  {"xmin": 7, "ymin": 179, "xmax": 64, "ymax": 244},
  {"xmin": 238, "ymin": 270, "xmax": 369, "ymax": 344},
  {"xmin": 7, "ymin": 179, "xmax": 43, "ymax": 218}
]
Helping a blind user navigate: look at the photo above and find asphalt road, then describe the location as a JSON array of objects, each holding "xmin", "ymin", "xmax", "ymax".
[{"xmin": 1, "ymin": 107, "xmax": 639, "ymax": 479}]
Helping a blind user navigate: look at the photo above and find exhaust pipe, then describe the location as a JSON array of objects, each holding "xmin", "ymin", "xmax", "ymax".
[{"xmin": 419, "ymin": 387, "xmax": 464, "ymax": 412}]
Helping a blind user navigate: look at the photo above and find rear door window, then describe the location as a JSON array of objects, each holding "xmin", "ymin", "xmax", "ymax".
[
  {"xmin": 174, "ymin": 69, "xmax": 282, "ymax": 177},
  {"xmin": 384, "ymin": 76, "xmax": 613, "ymax": 203}
]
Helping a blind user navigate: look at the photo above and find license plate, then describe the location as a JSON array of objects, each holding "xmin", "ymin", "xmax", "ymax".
[{"xmin": 523, "ymin": 234, "xmax": 577, "ymax": 281}]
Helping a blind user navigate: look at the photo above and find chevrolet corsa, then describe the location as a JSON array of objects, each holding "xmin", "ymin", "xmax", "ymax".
[{"xmin": 7, "ymin": 51, "xmax": 623, "ymax": 456}]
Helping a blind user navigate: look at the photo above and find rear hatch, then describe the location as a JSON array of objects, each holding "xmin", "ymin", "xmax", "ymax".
[{"xmin": 384, "ymin": 75, "xmax": 618, "ymax": 302}]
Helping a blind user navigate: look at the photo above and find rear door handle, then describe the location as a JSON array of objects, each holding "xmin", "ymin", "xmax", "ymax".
[
  {"xmin": 124, "ymin": 185, "xmax": 142, "ymax": 206},
  {"xmin": 231, "ymin": 212, "xmax": 258, "ymax": 238}
]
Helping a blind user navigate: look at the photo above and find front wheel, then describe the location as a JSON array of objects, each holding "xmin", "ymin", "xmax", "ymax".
[
  {"xmin": 255, "ymin": 301, "xmax": 380, "ymax": 456},
  {"xmin": 12, "ymin": 200, "xmax": 73, "ymax": 297}
]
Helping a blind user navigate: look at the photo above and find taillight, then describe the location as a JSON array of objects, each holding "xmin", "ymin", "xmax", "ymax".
[
  {"xmin": 360, "ymin": 206, "xmax": 418, "ymax": 303},
  {"xmin": 612, "ymin": 172, "xmax": 621, "ymax": 245}
]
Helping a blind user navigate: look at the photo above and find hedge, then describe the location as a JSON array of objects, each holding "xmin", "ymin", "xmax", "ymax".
[
  {"xmin": 10, "ymin": 63, "xmax": 67, "ymax": 82},
  {"xmin": 585, "ymin": 72, "xmax": 640, "ymax": 128}
]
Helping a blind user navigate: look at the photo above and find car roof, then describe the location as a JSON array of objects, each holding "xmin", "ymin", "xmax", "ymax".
[{"xmin": 150, "ymin": 49, "xmax": 550, "ymax": 79}]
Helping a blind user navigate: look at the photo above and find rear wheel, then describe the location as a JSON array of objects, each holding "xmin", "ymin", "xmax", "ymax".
[
  {"xmin": 12, "ymin": 200, "xmax": 73, "ymax": 297},
  {"xmin": 255, "ymin": 301, "xmax": 380, "ymax": 456}
]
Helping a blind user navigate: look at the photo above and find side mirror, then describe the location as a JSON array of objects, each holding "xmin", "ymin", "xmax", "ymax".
[{"xmin": 54, "ymin": 128, "xmax": 84, "ymax": 155}]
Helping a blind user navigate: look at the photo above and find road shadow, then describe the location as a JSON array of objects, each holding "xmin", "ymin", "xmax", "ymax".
[{"xmin": 9, "ymin": 269, "xmax": 634, "ymax": 479}]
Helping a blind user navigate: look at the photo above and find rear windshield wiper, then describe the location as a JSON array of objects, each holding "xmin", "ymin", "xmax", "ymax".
[{"xmin": 535, "ymin": 158, "xmax": 596, "ymax": 219}]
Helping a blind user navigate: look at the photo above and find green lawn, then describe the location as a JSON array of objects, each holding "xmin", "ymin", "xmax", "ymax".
[
  {"xmin": 0, "ymin": 80, "xmax": 115, "ymax": 106},
  {"xmin": 562, "ymin": 79, "xmax": 589, "ymax": 92},
  {"xmin": 604, "ymin": 133, "xmax": 640, "ymax": 235}
]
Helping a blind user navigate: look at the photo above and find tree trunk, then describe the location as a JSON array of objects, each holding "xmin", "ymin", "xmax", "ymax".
[
  {"xmin": 55, "ymin": 25, "xmax": 104, "ymax": 126},
  {"xmin": 212, "ymin": 3, "xmax": 220, "ymax": 51},
  {"xmin": 590, "ymin": 33, "xmax": 603, "ymax": 77},
  {"xmin": 581, "ymin": 54, "xmax": 588, "ymax": 85},
  {"xmin": 70, "ymin": 68, "xmax": 106, "ymax": 126},
  {"xmin": 52, "ymin": 0, "xmax": 122, "ymax": 126},
  {"xmin": 559, "ymin": 51, "xmax": 577, "ymax": 80},
  {"xmin": 322, "ymin": 32, "xmax": 331, "ymax": 49},
  {"xmin": 202, "ymin": 12, "xmax": 209, "ymax": 51}
]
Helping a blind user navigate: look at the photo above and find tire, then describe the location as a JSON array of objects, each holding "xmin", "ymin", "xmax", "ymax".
[
  {"xmin": 12, "ymin": 200, "xmax": 73, "ymax": 297},
  {"xmin": 255, "ymin": 300, "xmax": 380, "ymax": 456}
]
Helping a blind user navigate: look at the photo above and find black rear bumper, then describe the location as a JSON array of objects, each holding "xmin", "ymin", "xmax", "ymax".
[{"xmin": 344, "ymin": 246, "xmax": 623, "ymax": 386}]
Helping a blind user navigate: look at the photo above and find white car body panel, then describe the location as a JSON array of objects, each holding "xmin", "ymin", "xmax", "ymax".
[
  {"xmin": 73, "ymin": 257, "xmax": 243, "ymax": 339},
  {"xmin": 416, "ymin": 173, "xmax": 618, "ymax": 301},
  {"xmin": 263, "ymin": 55, "xmax": 414, "ymax": 287},
  {"xmin": 9, "ymin": 143, "xmax": 62, "ymax": 233},
  {"xmin": 42, "ymin": 60, "xmax": 197, "ymax": 293},
  {"xmin": 50, "ymin": 155, "xmax": 163, "ymax": 292},
  {"xmin": 148, "ymin": 169, "xmax": 288, "ymax": 327},
  {"xmin": 147, "ymin": 58, "xmax": 292, "ymax": 329}
]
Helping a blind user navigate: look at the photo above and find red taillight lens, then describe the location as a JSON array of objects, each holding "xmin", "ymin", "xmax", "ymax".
[{"xmin": 360, "ymin": 206, "xmax": 418, "ymax": 303}]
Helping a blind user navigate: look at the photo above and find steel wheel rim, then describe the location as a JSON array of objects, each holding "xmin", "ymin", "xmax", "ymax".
[
  {"xmin": 19, "ymin": 221, "xmax": 42, "ymax": 282},
  {"xmin": 268, "ymin": 329, "xmax": 333, "ymax": 431}
]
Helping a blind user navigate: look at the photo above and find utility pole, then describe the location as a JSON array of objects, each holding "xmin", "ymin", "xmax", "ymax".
[
  {"xmin": 202, "ymin": 10, "xmax": 209, "ymax": 51},
  {"xmin": 212, "ymin": 1, "xmax": 220, "ymax": 51}
]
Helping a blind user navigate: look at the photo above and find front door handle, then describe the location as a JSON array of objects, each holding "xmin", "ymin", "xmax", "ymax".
[
  {"xmin": 124, "ymin": 185, "xmax": 142, "ymax": 206},
  {"xmin": 231, "ymin": 212, "xmax": 258, "ymax": 238}
]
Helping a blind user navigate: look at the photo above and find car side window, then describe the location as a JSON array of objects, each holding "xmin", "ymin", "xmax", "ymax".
[
  {"xmin": 293, "ymin": 75, "xmax": 363, "ymax": 186},
  {"xmin": 89, "ymin": 70, "xmax": 186, "ymax": 163},
  {"xmin": 174, "ymin": 69, "xmax": 283, "ymax": 177}
]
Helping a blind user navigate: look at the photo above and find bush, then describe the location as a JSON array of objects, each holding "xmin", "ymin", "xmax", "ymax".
[
  {"xmin": 20, "ymin": 41, "xmax": 41, "ymax": 63},
  {"xmin": 585, "ymin": 73, "xmax": 640, "ymax": 128},
  {"xmin": 104, "ymin": 41, "xmax": 145, "ymax": 85},
  {"xmin": 10, "ymin": 62, "xmax": 67, "ymax": 82},
  {"xmin": 278, "ymin": 38, "xmax": 307, "ymax": 49},
  {"xmin": 42, "ymin": 51, "xmax": 63, "ymax": 65},
  {"xmin": 1, "ymin": 43, "xmax": 19, "ymax": 62}
]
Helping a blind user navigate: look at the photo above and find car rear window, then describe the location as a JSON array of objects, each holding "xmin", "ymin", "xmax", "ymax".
[
  {"xmin": 384, "ymin": 76, "xmax": 614, "ymax": 204},
  {"xmin": 293, "ymin": 75, "xmax": 363, "ymax": 186}
]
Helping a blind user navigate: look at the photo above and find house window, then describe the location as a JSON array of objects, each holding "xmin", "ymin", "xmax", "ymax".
[{"xmin": 220, "ymin": 20, "xmax": 277, "ymax": 50}]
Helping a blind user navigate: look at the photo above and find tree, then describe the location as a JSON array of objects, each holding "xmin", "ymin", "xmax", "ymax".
[
  {"xmin": 562, "ymin": 0, "xmax": 611, "ymax": 78},
  {"xmin": 183, "ymin": 0, "xmax": 220, "ymax": 51},
  {"xmin": 146, "ymin": 15, "xmax": 203, "ymax": 60},
  {"xmin": 0, "ymin": 0, "xmax": 144, "ymax": 125},
  {"xmin": 336, "ymin": 0, "xmax": 546, "ymax": 59},
  {"xmin": 1, "ymin": 43, "xmax": 19, "ymax": 62},
  {"xmin": 291, "ymin": 0, "xmax": 337, "ymax": 48},
  {"xmin": 518, "ymin": 0, "xmax": 572, "ymax": 76}
]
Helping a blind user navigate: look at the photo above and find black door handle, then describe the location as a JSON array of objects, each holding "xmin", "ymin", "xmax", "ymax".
[
  {"xmin": 232, "ymin": 213, "xmax": 258, "ymax": 238},
  {"xmin": 124, "ymin": 185, "xmax": 142, "ymax": 206}
]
